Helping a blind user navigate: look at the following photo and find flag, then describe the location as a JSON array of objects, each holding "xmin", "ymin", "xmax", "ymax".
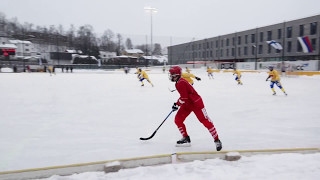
[
  {"xmin": 266, "ymin": 40, "xmax": 283, "ymax": 50},
  {"xmin": 297, "ymin": 36, "xmax": 313, "ymax": 53}
]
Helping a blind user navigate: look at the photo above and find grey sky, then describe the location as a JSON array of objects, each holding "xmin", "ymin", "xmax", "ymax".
[{"xmin": 1, "ymin": 0, "xmax": 320, "ymax": 47}]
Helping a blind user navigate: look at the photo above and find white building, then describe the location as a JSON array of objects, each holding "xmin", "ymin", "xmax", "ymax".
[
  {"xmin": 99, "ymin": 51, "xmax": 117, "ymax": 63},
  {"xmin": 9, "ymin": 40, "xmax": 37, "ymax": 59}
]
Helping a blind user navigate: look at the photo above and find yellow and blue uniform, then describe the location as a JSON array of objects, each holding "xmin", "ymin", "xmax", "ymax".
[
  {"xmin": 233, "ymin": 69, "xmax": 243, "ymax": 85},
  {"xmin": 207, "ymin": 67, "xmax": 214, "ymax": 79},
  {"xmin": 138, "ymin": 69, "xmax": 153, "ymax": 87},
  {"xmin": 185, "ymin": 67, "xmax": 191, "ymax": 73},
  {"xmin": 267, "ymin": 69, "xmax": 287, "ymax": 95},
  {"xmin": 181, "ymin": 72, "xmax": 202, "ymax": 85}
]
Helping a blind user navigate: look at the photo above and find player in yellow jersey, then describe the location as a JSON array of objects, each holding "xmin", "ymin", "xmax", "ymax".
[
  {"xmin": 206, "ymin": 67, "xmax": 214, "ymax": 79},
  {"xmin": 233, "ymin": 68, "xmax": 243, "ymax": 85},
  {"xmin": 185, "ymin": 67, "xmax": 191, "ymax": 73},
  {"xmin": 138, "ymin": 68, "xmax": 154, "ymax": 87},
  {"xmin": 266, "ymin": 66, "xmax": 287, "ymax": 96},
  {"xmin": 181, "ymin": 72, "xmax": 201, "ymax": 85}
]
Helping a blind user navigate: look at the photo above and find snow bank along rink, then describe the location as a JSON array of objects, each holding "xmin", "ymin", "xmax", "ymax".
[{"xmin": 0, "ymin": 67, "xmax": 320, "ymax": 179}]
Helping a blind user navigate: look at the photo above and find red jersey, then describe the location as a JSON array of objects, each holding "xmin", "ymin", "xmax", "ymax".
[{"xmin": 175, "ymin": 77, "xmax": 203, "ymax": 108}]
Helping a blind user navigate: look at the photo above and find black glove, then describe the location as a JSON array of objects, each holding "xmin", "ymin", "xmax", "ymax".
[
  {"xmin": 172, "ymin": 103, "xmax": 179, "ymax": 111},
  {"xmin": 266, "ymin": 78, "xmax": 269, "ymax": 81},
  {"xmin": 195, "ymin": 77, "xmax": 201, "ymax": 81}
]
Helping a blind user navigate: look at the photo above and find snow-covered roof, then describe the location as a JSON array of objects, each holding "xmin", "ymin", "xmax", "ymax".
[
  {"xmin": 0, "ymin": 43, "xmax": 17, "ymax": 49},
  {"xmin": 143, "ymin": 55, "xmax": 168, "ymax": 62},
  {"xmin": 125, "ymin": 49, "xmax": 144, "ymax": 54},
  {"xmin": 9, "ymin": 40, "xmax": 32, "ymax": 44}
]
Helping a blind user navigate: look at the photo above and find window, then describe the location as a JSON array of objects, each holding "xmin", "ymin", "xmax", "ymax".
[
  {"xmin": 311, "ymin": 38, "xmax": 316, "ymax": 50},
  {"xmin": 260, "ymin": 32, "xmax": 264, "ymax": 42},
  {"xmin": 245, "ymin": 35, "xmax": 248, "ymax": 44},
  {"xmin": 287, "ymin": 27, "xmax": 292, "ymax": 38},
  {"xmin": 252, "ymin": 46, "xmax": 255, "ymax": 55},
  {"xmin": 267, "ymin": 31, "xmax": 272, "ymax": 41},
  {"xmin": 199, "ymin": 44, "xmax": 201, "ymax": 49},
  {"xmin": 297, "ymin": 40, "xmax": 302, "ymax": 52},
  {"xmin": 232, "ymin": 37, "xmax": 235, "ymax": 46},
  {"xmin": 268, "ymin": 45, "xmax": 271, "ymax": 54},
  {"xmin": 277, "ymin": 29, "xmax": 282, "ymax": 39},
  {"xmin": 210, "ymin": 50, "xmax": 213, "ymax": 57},
  {"xmin": 207, "ymin": 42, "xmax": 209, "ymax": 49},
  {"xmin": 238, "ymin": 47, "xmax": 241, "ymax": 56},
  {"xmin": 251, "ymin": 34, "xmax": 255, "ymax": 43},
  {"xmin": 232, "ymin": 48, "xmax": 235, "ymax": 56},
  {"xmin": 258, "ymin": 45, "xmax": 263, "ymax": 54},
  {"xmin": 299, "ymin": 25, "xmax": 304, "ymax": 36},
  {"xmin": 226, "ymin": 49, "xmax": 229, "ymax": 56},
  {"xmin": 226, "ymin": 38, "xmax": 229, "ymax": 46},
  {"xmin": 287, "ymin": 41, "xmax": 292, "ymax": 52},
  {"xmin": 310, "ymin": 22, "xmax": 317, "ymax": 35},
  {"xmin": 221, "ymin": 40, "xmax": 224, "ymax": 47},
  {"xmin": 220, "ymin": 49, "xmax": 223, "ymax": 57},
  {"xmin": 238, "ymin": 36, "xmax": 241, "ymax": 45},
  {"xmin": 216, "ymin": 50, "xmax": 219, "ymax": 57},
  {"xmin": 244, "ymin": 46, "xmax": 248, "ymax": 55},
  {"xmin": 216, "ymin": 40, "xmax": 219, "ymax": 48}
]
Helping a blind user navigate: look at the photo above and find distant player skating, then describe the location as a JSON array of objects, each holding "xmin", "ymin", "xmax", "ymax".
[
  {"xmin": 266, "ymin": 66, "xmax": 287, "ymax": 96},
  {"xmin": 206, "ymin": 67, "xmax": 214, "ymax": 79},
  {"xmin": 233, "ymin": 67, "xmax": 243, "ymax": 85},
  {"xmin": 137, "ymin": 68, "xmax": 154, "ymax": 87},
  {"xmin": 169, "ymin": 66, "xmax": 222, "ymax": 151},
  {"xmin": 185, "ymin": 67, "xmax": 191, "ymax": 73}
]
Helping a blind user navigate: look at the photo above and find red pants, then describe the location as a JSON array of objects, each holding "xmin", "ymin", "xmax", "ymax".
[{"xmin": 175, "ymin": 102, "xmax": 219, "ymax": 141}]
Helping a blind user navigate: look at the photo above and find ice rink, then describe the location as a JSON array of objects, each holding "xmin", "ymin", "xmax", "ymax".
[{"xmin": 0, "ymin": 67, "xmax": 320, "ymax": 179}]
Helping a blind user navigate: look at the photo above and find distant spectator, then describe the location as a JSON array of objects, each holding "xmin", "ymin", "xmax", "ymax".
[
  {"xmin": 66, "ymin": 66, "xmax": 69, "ymax": 73},
  {"xmin": 13, "ymin": 65, "xmax": 17, "ymax": 73},
  {"xmin": 62, "ymin": 66, "xmax": 64, "ymax": 72},
  {"xmin": 70, "ymin": 66, "xmax": 73, "ymax": 73},
  {"xmin": 124, "ymin": 67, "xmax": 129, "ymax": 74},
  {"xmin": 27, "ymin": 65, "xmax": 31, "ymax": 72}
]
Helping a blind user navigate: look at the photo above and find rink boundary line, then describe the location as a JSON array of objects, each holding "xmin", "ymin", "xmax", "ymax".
[
  {"xmin": 175, "ymin": 147, "xmax": 320, "ymax": 155},
  {"xmin": 0, "ymin": 148, "xmax": 319, "ymax": 180},
  {"xmin": 0, "ymin": 154, "xmax": 172, "ymax": 175}
]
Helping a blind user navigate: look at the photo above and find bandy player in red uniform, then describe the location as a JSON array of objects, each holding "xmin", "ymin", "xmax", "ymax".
[{"xmin": 169, "ymin": 66, "xmax": 222, "ymax": 151}]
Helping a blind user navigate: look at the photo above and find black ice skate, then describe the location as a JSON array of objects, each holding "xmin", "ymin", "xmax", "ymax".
[
  {"xmin": 214, "ymin": 139, "xmax": 222, "ymax": 151},
  {"xmin": 272, "ymin": 92, "xmax": 276, "ymax": 95},
  {"xmin": 176, "ymin": 136, "xmax": 191, "ymax": 147}
]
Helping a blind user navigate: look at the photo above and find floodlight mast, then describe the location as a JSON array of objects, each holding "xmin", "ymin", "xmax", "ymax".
[{"xmin": 144, "ymin": 7, "xmax": 157, "ymax": 64}]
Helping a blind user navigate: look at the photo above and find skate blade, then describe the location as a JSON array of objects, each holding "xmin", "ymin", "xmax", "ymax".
[{"xmin": 175, "ymin": 143, "xmax": 191, "ymax": 147}]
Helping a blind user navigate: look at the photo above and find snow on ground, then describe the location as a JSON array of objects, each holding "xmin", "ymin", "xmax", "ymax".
[
  {"xmin": 0, "ymin": 67, "xmax": 320, "ymax": 179},
  {"xmin": 40, "ymin": 153, "xmax": 320, "ymax": 180}
]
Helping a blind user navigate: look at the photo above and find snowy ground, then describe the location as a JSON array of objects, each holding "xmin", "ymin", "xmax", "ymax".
[{"xmin": 0, "ymin": 67, "xmax": 320, "ymax": 179}]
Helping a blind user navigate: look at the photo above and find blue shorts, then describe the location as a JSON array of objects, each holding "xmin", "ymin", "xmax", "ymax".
[
  {"xmin": 270, "ymin": 81, "xmax": 282, "ymax": 89},
  {"xmin": 140, "ymin": 78, "xmax": 145, "ymax": 82}
]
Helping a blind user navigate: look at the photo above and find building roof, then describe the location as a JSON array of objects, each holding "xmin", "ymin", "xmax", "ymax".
[
  {"xmin": 0, "ymin": 43, "xmax": 17, "ymax": 49},
  {"xmin": 9, "ymin": 40, "xmax": 32, "ymax": 44},
  {"xmin": 125, "ymin": 49, "xmax": 144, "ymax": 54}
]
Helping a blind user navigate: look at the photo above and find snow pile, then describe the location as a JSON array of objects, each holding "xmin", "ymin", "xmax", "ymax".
[{"xmin": 41, "ymin": 153, "xmax": 320, "ymax": 180}]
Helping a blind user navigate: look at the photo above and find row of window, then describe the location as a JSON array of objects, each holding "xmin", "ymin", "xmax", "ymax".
[
  {"xmin": 185, "ymin": 38, "xmax": 317, "ymax": 59},
  {"xmin": 191, "ymin": 22, "xmax": 317, "ymax": 50}
]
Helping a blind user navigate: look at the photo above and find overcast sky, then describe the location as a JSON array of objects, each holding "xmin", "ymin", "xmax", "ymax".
[{"xmin": 1, "ymin": 0, "xmax": 320, "ymax": 46}]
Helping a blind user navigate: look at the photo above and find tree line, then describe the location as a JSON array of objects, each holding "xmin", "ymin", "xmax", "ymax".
[{"xmin": 0, "ymin": 12, "xmax": 163, "ymax": 59}]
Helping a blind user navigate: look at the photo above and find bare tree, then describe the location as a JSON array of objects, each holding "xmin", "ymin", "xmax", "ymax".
[
  {"xmin": 153, "ymin": 43, "xmax": 162, "ymax": 55},
  {"xmin": 125, "ymin": 38, "xmax": 133, "ymax": 49}
]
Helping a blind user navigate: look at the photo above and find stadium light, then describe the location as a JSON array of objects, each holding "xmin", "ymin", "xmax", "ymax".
[{"xmin": 144, "ymin": 6, "xmax": 158, "ymax": 64}]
